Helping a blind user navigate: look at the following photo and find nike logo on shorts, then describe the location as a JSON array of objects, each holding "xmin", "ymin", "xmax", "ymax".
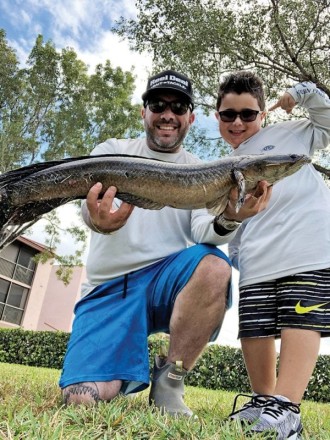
[{"xmin": 295, "ymin": 300, "xmax": 329, "ymax": 314}]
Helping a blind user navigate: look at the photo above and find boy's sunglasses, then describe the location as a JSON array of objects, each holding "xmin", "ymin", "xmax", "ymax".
[
  {"xmin": 145, "ymin": 99, "xmax": 193, "ymax": 116},
  {"xmin": 218, "ymin": 109, "xmax": 261, "ymax": 122}
]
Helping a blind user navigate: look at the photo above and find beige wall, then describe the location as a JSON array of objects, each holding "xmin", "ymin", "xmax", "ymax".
[
  {"xmin": 21, "ymin": 258, "xmax": 53, "ymax": 331},
  {"xmin": 0, "ymin": 237, "xmax": 86, "ymax": 333},
  {"xmin": 36, "ymin": 266, "xmax": 86, "ymax": 332}
]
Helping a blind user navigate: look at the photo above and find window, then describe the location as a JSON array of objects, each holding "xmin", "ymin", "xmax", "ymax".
[
  {"xmin": 0, "ymin": 279, "xmax": 10, "ymax": 304},
  {"xmin": 0, "ymin": 241, "xmax": 38, "ymax": 325}
]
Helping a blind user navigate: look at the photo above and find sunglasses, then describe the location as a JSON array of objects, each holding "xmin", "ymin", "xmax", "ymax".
[
  {"xmin": 146, "ymin": 99, "xmax": 193, "ymax": 116},
  {"xmin": 218, "ymin": 109, "xmax": 261, "ymax": 122}
]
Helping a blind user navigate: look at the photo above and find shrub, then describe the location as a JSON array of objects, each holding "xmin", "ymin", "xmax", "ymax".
[
  {"xmin": 148, "ymin": 335, "xmax": 330, "ymax": 403},
  {"xmin": 0, "ymin": 328, "xmax": 69, "ymax": 370},
  {"xmin": 1, "ymin": 329, "xmax": 330, "ymax": 402}
]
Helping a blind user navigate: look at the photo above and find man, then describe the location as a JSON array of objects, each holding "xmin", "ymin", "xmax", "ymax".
[{"xmin": 59, "ymin": 69, "xmax": 271, "ymax": 416}]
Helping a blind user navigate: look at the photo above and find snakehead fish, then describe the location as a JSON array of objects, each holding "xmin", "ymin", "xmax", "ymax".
[{"xmin": 0, "ymin": 153, "xmax": 310, "ymax": 250}]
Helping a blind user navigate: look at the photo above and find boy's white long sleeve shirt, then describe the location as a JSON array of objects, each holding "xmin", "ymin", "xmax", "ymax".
[{"xmin": 229, "ymin": 82, "xmax": 330, "ymax": 287}]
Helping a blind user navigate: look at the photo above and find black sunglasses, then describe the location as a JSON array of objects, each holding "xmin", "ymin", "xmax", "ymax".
[
  {"xmin": 218, "ymin": 109, "xmax": 261, "ymax": 122},
  {"xmin": 146, "ymin": 99, "xmax": 193, "ymax": 116}
]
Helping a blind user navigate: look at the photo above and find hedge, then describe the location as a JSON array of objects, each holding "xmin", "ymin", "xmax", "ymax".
[
  {"xmin": 0, "ymin": 329, "xmax": 329, "ymax": 402},
  {"xmin": 0, "ymin": 328, "xmax": 69, "ymax": 370}
]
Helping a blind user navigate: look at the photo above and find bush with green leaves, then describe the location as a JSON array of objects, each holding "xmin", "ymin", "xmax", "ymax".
[
  {"xmin": 0, "ymin": 328, "xmax": 69, "ymax": 369},
  {"xmin": 1, "ymin": 329, "xmax": 329, "ymax": 402}
]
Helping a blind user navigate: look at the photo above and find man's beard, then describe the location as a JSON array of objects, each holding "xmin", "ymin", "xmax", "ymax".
[{"xmin": 145, "ymin": 126, "xmax": 189, "ymax": 152}]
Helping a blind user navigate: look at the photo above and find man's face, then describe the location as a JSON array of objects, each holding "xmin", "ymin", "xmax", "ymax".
[
  {"xmin": 215, "ymin": 92, "xmax": 265, "ymax": 149},
  {"xmin": 142, "ymin": 93, "xmax": 195, "ymax": 153}
]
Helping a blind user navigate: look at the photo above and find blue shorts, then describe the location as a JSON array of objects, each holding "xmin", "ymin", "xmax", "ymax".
[{"xmin": 59, "ymin": 244, "xmax": 231, "ymax": 394}]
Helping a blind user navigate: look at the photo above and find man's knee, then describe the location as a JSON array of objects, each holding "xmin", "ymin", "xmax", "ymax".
[
  {"xmin": 62, "ymin": 380, "xmax": 122, "ymax": 405},
  {"xmin": 198, "ymin": 254, "xmax": 231, "ymax": 285}
]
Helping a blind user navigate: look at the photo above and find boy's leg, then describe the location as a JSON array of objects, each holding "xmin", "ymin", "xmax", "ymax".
[
  {"xmin": 274, "ymin": 268, "xmax": 330, "ymax": 403},
  {"xmin": 275, "ymin": 328, "xmax": 320, "ymax": 403},
  {"xmin": 249, "ymin": 329, "xmax": 320, "ymax": 437},
  {"xmin": 228, "ymin": 280, "xmax": 279, "ymax": 423},
  {"xmin": 237, "ymin": 280, "xmax": 279, "ymax": 394},
  {"xmin": 241, "ymin": 336, "xmax": 277, "ymax": 395},
  {"xmin": 249, "ymin": 269, "xmax": 329, "ymax": 438}
]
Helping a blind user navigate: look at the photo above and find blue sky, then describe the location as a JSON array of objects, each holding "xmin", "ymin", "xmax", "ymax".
[
  {"xmin": 1, "ymin": 0, "xmax": 329, "ymax": 355},
  {"xmin": 0, "ymin": 0, "xmax": 152, "ymax": 100}
]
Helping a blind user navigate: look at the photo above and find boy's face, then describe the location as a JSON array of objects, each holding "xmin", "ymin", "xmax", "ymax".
[{"xmin": 215, "ymin": 92, "xmax": 266, "ymax": 149}]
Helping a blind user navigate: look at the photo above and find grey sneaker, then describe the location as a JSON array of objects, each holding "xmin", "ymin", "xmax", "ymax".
[
  {"xmin": 251, "ymin": 395, "xmax": 303, "ymax": 440},
  {"xmin": 229, "ymin": 393, "xmax": 267, "ymax": 424},
  {"xmin": 149, "ymin": 355, "xmax": 193, "ymax": 417}
]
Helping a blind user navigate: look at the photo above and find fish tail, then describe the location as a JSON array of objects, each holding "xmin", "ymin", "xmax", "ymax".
[{"xmin": 0, "ymin": 224, "xmax": 31, "ymax": 251}]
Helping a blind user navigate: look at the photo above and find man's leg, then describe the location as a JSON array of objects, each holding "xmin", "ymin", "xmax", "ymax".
[
  {"xmin": 168, "ymin": 255, "xmax": 230, "ymax": 368},
  {"xmin": 63, "ymin": 380, "xmax": 122, "ymax": 404},
  {"xmin": 60, "ymin": 274, "xmax": 151, "ymax": 405},
  {"xmin": 149, "ymin": 254, "xmax": 231, "ymax": 416}
]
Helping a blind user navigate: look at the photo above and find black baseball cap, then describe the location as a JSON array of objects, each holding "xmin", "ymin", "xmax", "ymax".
[{"xmin": 142, "ymin": 69, "xmax": 194, "ymax": 106}]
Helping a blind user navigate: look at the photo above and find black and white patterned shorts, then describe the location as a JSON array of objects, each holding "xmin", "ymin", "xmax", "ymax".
[{"xmin": 238, "ymin": 268, "xmax": 330, "ymax": 338}]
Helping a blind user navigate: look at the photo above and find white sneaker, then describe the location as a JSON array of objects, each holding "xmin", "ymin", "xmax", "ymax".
[
  {"xmin": 250, "ymin": 395, "xmax": 303, "ymax": 440},
  {"xmin": 229, "ymin": 393, "xmax": 267, "ymax": 424}
]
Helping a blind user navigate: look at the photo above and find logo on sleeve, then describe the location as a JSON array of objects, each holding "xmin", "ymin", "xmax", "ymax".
[{"xmin": 295, "ymin": 301, "xmax": 329, "ymax": 314}]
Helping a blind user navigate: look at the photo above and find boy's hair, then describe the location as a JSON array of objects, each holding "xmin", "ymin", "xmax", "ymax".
[{"xmin": 216, "ymin": 71, "xmax": 265, "ymax": 111}]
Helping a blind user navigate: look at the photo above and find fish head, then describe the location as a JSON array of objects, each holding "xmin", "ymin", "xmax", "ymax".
[{"xmin": 237, "ymin": 153, "xmax": 311, "ymax": 190}]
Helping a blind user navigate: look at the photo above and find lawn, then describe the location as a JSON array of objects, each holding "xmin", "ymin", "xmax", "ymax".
[{"xmin": 0, "ymin": 362, "xmax": 329, "ymax": 439}]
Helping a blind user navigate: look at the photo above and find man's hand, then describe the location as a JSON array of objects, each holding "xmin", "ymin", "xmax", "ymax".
[
  {"xmin": 268, "ymin": 91, "xmax": 296, "ymax": 114},
  {"xmin": 87, "ymin": 183, "xmax": 134, "ymax": 233},
  {"xmin": 223, "ymin": 180, "xmax": 272, "ymax": 222}
]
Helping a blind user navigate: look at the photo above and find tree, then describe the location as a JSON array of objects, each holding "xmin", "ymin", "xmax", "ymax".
[
  {"xmin": 0, "ymin": 32, "xmax": 142, "ymax": 171},
  {"xmin": 114, "ymin": 0, "xmax": 330, "ymax": 174},
  {"xmin": 114, "ymin": 0, "xmax": 329, "ymax": 110},
  {"xmin": 0, "ymin": 30, "xmax": 143, "ymax": 282}
]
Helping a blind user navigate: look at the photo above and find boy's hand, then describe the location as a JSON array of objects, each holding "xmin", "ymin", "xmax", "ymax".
[
  {"xmin": 268, "ymin": 92, "xmax": 296, "ymax": 114},
  {"xmin": 224, "ymin": 180, "xmax": 272, "ymax": 222}
]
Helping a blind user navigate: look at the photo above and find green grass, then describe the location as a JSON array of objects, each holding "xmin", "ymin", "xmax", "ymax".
[{"xmin": 1, "ymin": 362, "xmax": 330, "ymax": 439}]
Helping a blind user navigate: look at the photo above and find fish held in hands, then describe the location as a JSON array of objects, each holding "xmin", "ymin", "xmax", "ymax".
[{"xmin": 0, "ymin": 152, "xmax": 310, "ymax": 249}]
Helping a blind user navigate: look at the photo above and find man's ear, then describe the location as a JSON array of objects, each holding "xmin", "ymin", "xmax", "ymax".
[
  {"xmin": 141, "ymin": 107, "xmax": 146, "ymax": 119},
  {"xmin": 189, "ymin": 112, "xmax": 196, "ymax": 124}
]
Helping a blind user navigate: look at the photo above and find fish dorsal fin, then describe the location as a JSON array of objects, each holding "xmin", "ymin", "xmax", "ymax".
[{"xmin": 0, "ymin": 154, "xmax": 164, "ymax": 189}]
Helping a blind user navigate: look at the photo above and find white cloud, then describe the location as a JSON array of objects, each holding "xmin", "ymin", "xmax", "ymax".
[
  {"xmin": 76, "ymin": 31, "xmax": 152, "ymax": 101},
  {"xmin": 2, "ymin": 0, "xmax": 152, "ymax": 101}
]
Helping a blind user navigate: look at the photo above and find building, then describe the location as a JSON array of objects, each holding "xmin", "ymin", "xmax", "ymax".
[{"xmin": 0, "ymin": 236, "xmax": 85, "ymax": 332}]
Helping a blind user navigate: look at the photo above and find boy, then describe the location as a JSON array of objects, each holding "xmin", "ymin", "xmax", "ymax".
[{"xmin": 216, "ymin": 71, "xmax": 330, "ymax": 439}]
